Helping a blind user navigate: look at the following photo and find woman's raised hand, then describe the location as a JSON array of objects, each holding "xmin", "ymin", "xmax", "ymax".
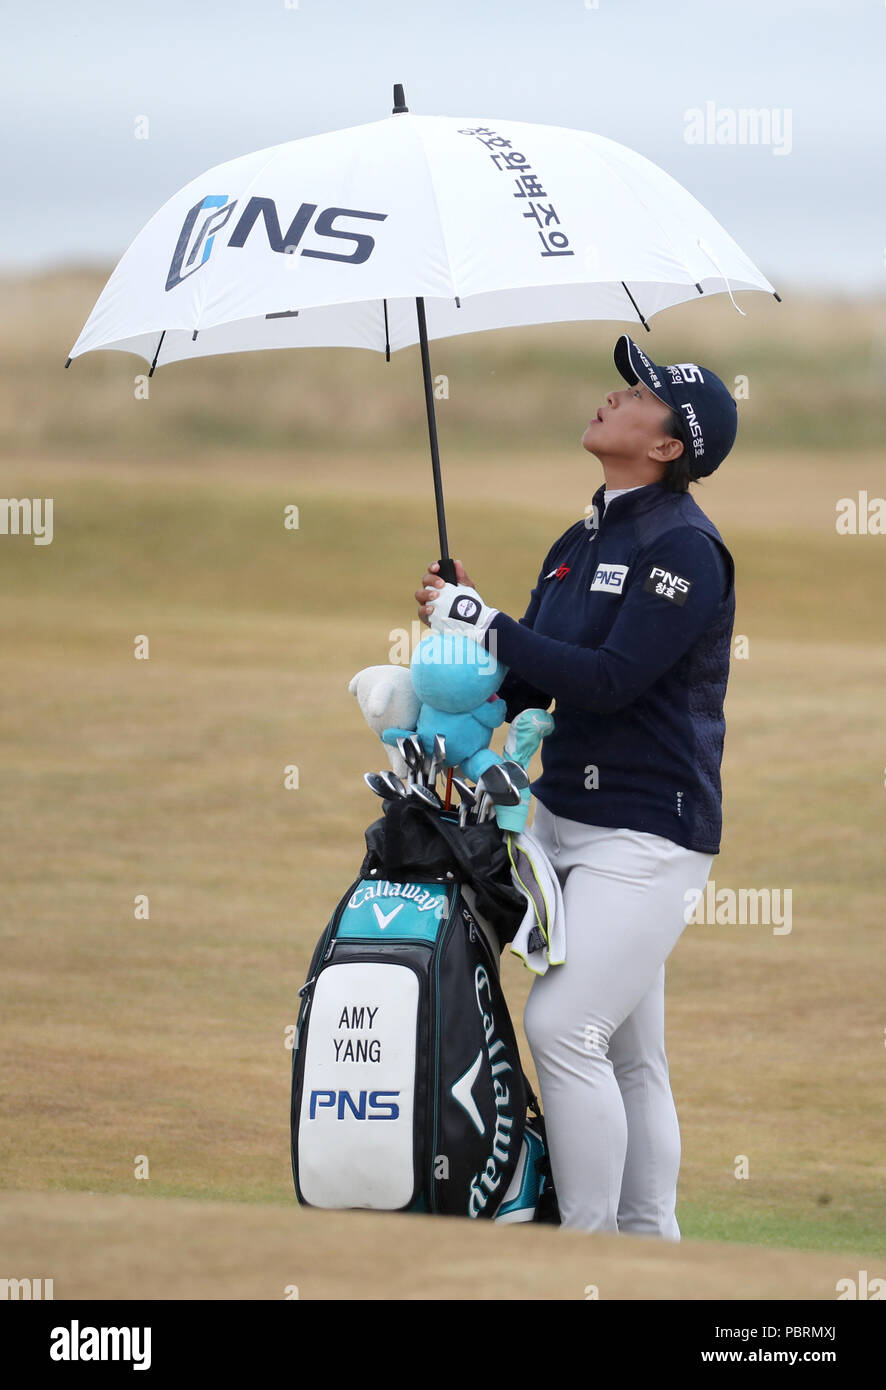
[{"xmin": 415, "ymin": 559, "xmax": 475, "ymax": 626}]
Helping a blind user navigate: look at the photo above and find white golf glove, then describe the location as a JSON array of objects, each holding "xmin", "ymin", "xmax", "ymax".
[{"xmin": 427, "ymin": 582, "xmax": 499, "ymax": 642}]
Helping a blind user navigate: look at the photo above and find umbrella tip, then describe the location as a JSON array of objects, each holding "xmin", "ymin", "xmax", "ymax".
[
  {"xmin": 392, "ymin": 83, "xmax": 408, "ymax": 114},
  {"xmin": 773, "ymin": 291, "xmax": 783, "ymax": 303},
  {"xmin": 64, "ymin": 357, "xmax": 72, "ymax": 369}
]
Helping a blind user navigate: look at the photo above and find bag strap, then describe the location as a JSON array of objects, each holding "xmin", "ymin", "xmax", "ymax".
[
  {"xmin": 380, "ymin": 797, "xmax": 406, "ymax": 880},
  {"xmin": 522, "ymin": 1069, "xmax": 542, "ymax": 1119},
  {"xmin": 520, "ymin": 1069, "xmax": 561, "ymax": 1225}
]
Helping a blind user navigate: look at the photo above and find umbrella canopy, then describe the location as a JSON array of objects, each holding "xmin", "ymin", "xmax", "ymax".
[
  {"xmin": 69, "ymin": 102, "xmax": 776, "ymax": 366},
  {"xmin": 68, "ymin": 86, "xmax": 778, "ymax": 572}
]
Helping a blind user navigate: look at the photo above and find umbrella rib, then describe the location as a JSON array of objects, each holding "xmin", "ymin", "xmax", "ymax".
[
  {"xmin": 383, "ymin": 298, "xmax": 390, "ymax": 360},
  {"xmin": 696, "ymin": 237, "xmax": 746, "ymax": 316},
  {"xmin": 148, "ymin": 330, "xmax": 166, "ymax": 378},
  {"xmin": 621, "ymin": 282, "xmax": 650, "ymax": 332}
]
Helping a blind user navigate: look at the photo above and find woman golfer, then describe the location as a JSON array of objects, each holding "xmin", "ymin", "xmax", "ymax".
[{"xmin": 418, "ymin": 334, "xmax": 736, "ymax": 1239}]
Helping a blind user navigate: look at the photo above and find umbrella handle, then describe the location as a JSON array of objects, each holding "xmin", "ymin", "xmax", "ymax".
[{"xmin": 436, "ymin": 557, "xmax": 457, "ymax": 584}]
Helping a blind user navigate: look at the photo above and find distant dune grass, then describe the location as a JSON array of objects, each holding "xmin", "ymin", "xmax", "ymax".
[{"xmin": 2, "ymin": 269, "xmax": 884, "ymax": 458}]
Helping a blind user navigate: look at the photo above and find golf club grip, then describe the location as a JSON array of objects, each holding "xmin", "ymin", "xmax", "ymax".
[{"xmin": 437, "ymin": 557, "xmax": 457, "ymax": 584}]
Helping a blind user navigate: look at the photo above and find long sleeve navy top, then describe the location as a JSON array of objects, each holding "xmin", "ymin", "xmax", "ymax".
[{"xmin": 481, "ymin": 480, "xmax": 735, "ymax": 854}]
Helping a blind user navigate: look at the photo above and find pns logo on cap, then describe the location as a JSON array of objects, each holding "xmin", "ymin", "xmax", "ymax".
[
  {"xmin": 666, "ymin": 363, "xmax": 705, "ymax": 386},
  {"xmin": 665, "ymin": 365, "xmax": 707, "ymax": 460},
  {"xmin": 636, "ymin": 348, "xmax": 663, "ymax": 389},
  {"xmin": 679, "ymin": 401, "xmax": 705, "ymax": 461}
]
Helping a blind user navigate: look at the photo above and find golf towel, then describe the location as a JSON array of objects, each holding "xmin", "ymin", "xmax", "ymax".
[{"xmin": 506, "ymin": 827, "xmax": 566, "ymax": 975}]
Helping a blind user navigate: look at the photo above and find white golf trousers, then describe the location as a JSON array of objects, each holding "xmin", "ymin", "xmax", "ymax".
[{"xmin": 525, "ymin": 800, "xmax": 714, "ymax": 1240}]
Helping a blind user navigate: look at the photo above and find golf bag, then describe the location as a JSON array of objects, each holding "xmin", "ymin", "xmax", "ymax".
[{"xmin": 290, "ymin": 797, "xmax": 558, "ymax": 1222}]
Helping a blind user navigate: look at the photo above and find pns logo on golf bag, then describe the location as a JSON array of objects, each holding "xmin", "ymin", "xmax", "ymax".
[
  {"xmin": 309, "ymin": 1090, "xmax": 400, "ymax": 1120},
  {"xmin": 643, "ymin": 566, "xmax": 692, "ymax": 606},
  {"xmin": 451, "ymin": 595, "xmax": 482, "ymax": 624},
  {"xmin": 166, "ymin": 194, "xmax": 387, "ymax": 291},
  {"xmin": 590, "ymin": 562, "xmax": 628, "ymax": 594}
]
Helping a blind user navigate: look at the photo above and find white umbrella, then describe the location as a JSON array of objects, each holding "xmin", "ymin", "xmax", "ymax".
[{"xmin": 68, "ymin": 84, "xmax": 779, "ymax": 576}]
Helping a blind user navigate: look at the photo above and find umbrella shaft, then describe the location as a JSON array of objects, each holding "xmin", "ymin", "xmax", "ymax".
[{"xmin": 415, "ymin": 297, "xmax": 455, "ymax": 582}]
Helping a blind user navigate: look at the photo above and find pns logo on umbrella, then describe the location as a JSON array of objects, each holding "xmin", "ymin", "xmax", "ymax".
[
  {"xmin": 165, "ymin": 194, "xmax": 388, "ymax": 291},
  {"xmin": 165, "ymin": 195, "xmax": 238, "ymax": 291}
]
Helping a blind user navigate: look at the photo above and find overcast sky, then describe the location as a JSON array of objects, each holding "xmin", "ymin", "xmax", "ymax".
[{"xmin": 2, "ymin": 0, "xmax": 883, "ymax": 292}]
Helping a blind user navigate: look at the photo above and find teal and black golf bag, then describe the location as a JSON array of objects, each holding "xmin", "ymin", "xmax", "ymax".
[{"xmin": 290, "ymin": 797, "xmax": 558, "ymax": 1223}]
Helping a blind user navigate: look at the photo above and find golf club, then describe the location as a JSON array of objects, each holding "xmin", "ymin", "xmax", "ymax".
[
  {"xmin": 431, "ymin": 733, "xmax": 446, "ymax": 791},
  {"xmin": 474, "ymin": 762, "xmax": 526, "ymax": 824},
  {"xmin": 409, "ymin": 782, "xmax": 443, "ymax": 810},
  {"xmin": 378, "ymin": 769, "xmax": 408, "ymax": 799},
  {"xmin": 396, "ymin": 736, "xmax": 413, "ymax": 787},
  {"xmin": 364, "ymin": 771, "xmax": 403, "ymax": 801},
  {"xmin": 451, "ymin": 775, "xmax": 476, "ymax": 828},
  {"xmin": 407, "ymin": 734, "xmax": 426, "ymax": 787}
]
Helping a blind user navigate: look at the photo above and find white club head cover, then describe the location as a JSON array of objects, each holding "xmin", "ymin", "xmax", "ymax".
[{"xmin": 348, "ymin": 664, "xmax": 420, "ymax": 779}]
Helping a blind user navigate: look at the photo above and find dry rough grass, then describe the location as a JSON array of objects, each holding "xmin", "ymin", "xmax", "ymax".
[{"xmin": 0, "ymin": 1192, "xmax": 871, "ymax": 1301}]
